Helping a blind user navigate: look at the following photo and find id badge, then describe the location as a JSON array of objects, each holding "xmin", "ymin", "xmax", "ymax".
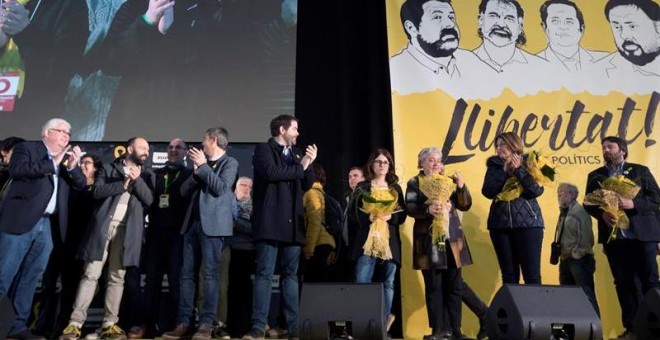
[{"xmin": 159, "ymin": 194, "xmax": 170, "ymax": 208}]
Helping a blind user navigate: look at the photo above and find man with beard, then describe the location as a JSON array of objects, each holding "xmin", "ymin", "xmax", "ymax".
[
  {"xmin": 60, "ymin": 137, "xmax": 154, "ymax": 340},
  {"xmin": 537, "ymin": 0, "xmax": 608, "ymax": 73},
  {"xmin": 241, "ymin": 115, "xmax": 316, "ymax": 340},
  {"xmin": 584, "ymin": 136, "xmax": 660, "ymax": 340},
  {"xmin": 473, "ymin": 0, "xmax": 548, "ymax": 74},
  {"xmin": 390, "ymin": 0, "xmax": 496, "ymax": 95},
  {"xmin": 595, "ymin": 0, "xmax": 659, "ymax": 94}
]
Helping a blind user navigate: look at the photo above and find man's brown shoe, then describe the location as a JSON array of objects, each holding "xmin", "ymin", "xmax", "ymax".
[
  {"xmin": 162, "ymin": 324, "xmax": 193, "ymax": 340},
  {"xmin": 191, "ymin": 324, "xmax": 213, "ymax": 340}
]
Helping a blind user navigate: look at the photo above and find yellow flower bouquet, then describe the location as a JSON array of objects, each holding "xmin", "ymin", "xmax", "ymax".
[
  {"xmin": 497, "ymin": 150, "xmax": 556, "ymax": 201},
  {"xmin": 359, "ymin": 186, "xmax": 401, "ymax": 260},
  {"xmin": 418, "ymin": 173, "xmax": 456, "ymax": 250},
  {"xmin": 583, "ymin": 174, "xmax": 640, "ymax": 243}
]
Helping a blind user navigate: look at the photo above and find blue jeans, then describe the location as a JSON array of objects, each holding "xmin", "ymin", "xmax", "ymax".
[
  {"xmin": 489, "ymin": 228, "xmax": 543, "ymax": 284},
  {"xmin": 251, "ymin": 241, "xmax": 300, "ymax": 335},
  {"xmin": 559, "ymin": 255, "xmax": 600, "ymax": 317},
  {"xmin": 355, "ymin": 255, "xmax": 397, "ymax": 317},
  {"xmin": 178, "ymin": 222, "xmax": 224, "ymax": 327},
  {"xmin": 0, "ymin": 217, "xmax": 53, "ymax": 335}
]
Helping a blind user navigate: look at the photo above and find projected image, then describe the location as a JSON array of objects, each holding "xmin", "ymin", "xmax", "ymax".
[{"xmin": 0, "ymin": 0, "xmax": 297, "ymax": 142}]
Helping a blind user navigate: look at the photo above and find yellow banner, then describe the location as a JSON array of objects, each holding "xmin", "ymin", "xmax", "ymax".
[{"xmin": 386, "ymin": 0, "xmax": 659, "ymax": 338}]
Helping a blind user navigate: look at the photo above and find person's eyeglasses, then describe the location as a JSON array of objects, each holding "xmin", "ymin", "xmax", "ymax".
[
  {"xmin": 168, "ymin": 145, "xmax": 186, "ymax": 150},
  {"xmin": 81, "ymin": 160, "xmax": 95, "ymax": 165},
  {"xmin": 49, "ymin": 128, "xmax": 71, "ymax": 137},
  {"xmin": 374, "ymin": 160, "xmax": 389, "ymax": 166}
]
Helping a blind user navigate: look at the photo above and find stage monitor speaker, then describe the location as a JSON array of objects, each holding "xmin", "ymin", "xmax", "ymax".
[
  {"xmin": 486, "ymin": 284, "xmax": 601, "ymax": 340},
  {"xmin": 0, "ymin": 295, "xmax": 16, "ymax": 338},
  {"xmin": 634, "ymin": 287, "xmax": 660, "ymax": 339},
  {"xmin": 299, "ymin": 283, "xmax": 386, "ymax": 340}
]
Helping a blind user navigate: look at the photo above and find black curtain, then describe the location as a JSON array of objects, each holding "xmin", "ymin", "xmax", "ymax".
[
  {"xmin": 296, "ymin": 0, "xmax": 393, "ymax": 200},
  {"xmin": 295, "ymin": 1, "xmax": 403, "ymax": 337}
]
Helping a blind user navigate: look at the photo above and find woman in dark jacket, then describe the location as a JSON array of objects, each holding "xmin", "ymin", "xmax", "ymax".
[
  {"xmin": 482, "ymin": 132, "xmax": 545, "ymax": 284},
  {"xmin": 406, "ymin": 147, "xmax": 473, "ymax": 339},
  {"xmin": 348, "ymin": 148, "xmax": 406, "ymax": 332}
]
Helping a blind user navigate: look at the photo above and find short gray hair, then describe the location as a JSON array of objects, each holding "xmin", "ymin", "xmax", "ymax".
[
  {"xmin": 205, "ymin": 126, "xmax": 229, "ymax": 150},
  {"xmin": 237, "ymin": 176, "xmax": 253, "ymax": 185},
  {"xmin": 417, "ymin": 146, "xmax": 442, "ymax": 169},
  {"xmin": 558, "ymin": 182, "xmax": 579, "ymax": 200},
  {"xmin": 42, "ymin": 118, "xmax": 71, "ymax": 136}
]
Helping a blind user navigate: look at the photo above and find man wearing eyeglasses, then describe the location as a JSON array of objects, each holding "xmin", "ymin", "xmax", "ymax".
[
  {"xmin": 132, "ymin": 138, "xmax": 192, "ymax": 338},
  {"xmin": 0, "ymin": 118, "xmax": 86, "ymax": 340}
]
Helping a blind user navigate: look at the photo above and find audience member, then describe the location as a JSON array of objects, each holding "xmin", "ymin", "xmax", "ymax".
[
  {"xmin": 241, "ymin": 114, "xmax": 317, "ymax": 340},
  {"xmin": 303, "ymin": 163, "xmax": 337, "ymax": 282},
  {"xmin": 349, "ymin": 149, "xmax": 406, "ymax": 334},
  {"xmin": 36, "ymin": 153, "xmax": 102, "ymax": 338},
  {"xmin": 227, "ymin": 177, "xmax": 255, "ymax": 338},
  {"xmin": 163, "ymin": 127, "xmax": 238, "ymax": 340},
  {"xmin": 59, "ymin": 137, "xmax": 154, "ymax": 340},
  {"xmin": 0, "ymin": 136, "xmax": 26, "ymax": 195},
  {"xmin": 584, "ymin": 136, "xmax": 660, "ymax": 339},
  {"xmin": 0, "ymin": 118, "xmax": 86, "ymax": 340},
  {"xmin": 131, "ymin": 138, "xmax": 192, "ymax": 338},
  {"xmin": 555, "ymin": 182, "xmax": 600, "ymax": 317},
  {"xmin": 482, "ymin": 132, "xmax": 545, "ymax": 284},
  {"xmin": 406, "ymin": 147, "xmax": 474, "ymax": 339}
]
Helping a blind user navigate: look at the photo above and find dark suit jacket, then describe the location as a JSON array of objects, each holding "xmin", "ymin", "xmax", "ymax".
[
  {"xmin": 78, "ymin": 158, "xmax": 154, "ymax": 267},
  {"xmin": 0, "ymin": 141, "xmax": 86, "ymax": 241},
  {"xmin": 180, "ymin": 154, "xmax": 238, "ymax": 237},
  {"xmin": 252, "ymin": 138, "xmax": 314, "ymax": 245},
  {"xmin": 585, "ymin": 162, "xmax": 660, "ymax": 243}
]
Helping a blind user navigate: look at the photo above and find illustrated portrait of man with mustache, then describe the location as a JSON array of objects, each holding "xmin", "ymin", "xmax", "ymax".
[
  {"xmin": 472, "ymin": 0, "xmax": 549, "ymax": 74},
  {"xmin": 594, "ymin": 0, "xmax": 659, "ymax": 94},
  {"xmin": 389, "ymin": 0, "xmax": 497, "ymax": 96}
]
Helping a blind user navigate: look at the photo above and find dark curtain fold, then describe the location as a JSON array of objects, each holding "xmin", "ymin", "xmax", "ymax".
[
  {"xmin": 296, "ymin": 0, "xmax": 394, "ymax": 200},
  {"xmin": 296, "ymin": 1, "xmax": 402, "ymax": 337}
]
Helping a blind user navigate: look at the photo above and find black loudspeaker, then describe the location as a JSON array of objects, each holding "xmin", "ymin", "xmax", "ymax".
[
  {"xmin": 634, "ymin": 287, "xmax": 660, "ymax": 339},
  {"xmin": 486, "ymin": 284, "xmax": 601, "ymax": 340},
  {"xmin": 299, "ymin": 283, "xmax": 386, "ymax": 340},
  {"xmin": 0, "ymin": 295, "xmax": 16, "ymax": 338}
]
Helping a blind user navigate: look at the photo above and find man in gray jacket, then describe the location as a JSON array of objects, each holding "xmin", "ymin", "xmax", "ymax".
[
  {"xmin": 163, "ymin": 127, "xmax": 238, "ymax": 340},
  {"xmin": 60, "ymin": 137, "xmax": 154, "ymax": 340}
]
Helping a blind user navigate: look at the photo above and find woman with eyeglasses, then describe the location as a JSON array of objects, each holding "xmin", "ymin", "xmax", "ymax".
[
  {"xmin": 348, "ymin": 148, "xmax": 406, "ymax": 334},
  {"xmin": 45, "ymin": 153, "xmax": 102, "ymax": 336}
]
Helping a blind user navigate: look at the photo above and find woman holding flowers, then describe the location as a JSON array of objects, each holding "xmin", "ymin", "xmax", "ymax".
[
  {"xmin": 482, "ymin": 132, "xmax": 546, "ymax": 284},
  {"xmin": 348, "ymin": 148, "xmax": 406, "ymax": 331},
  {"xmin": 405, "ymin": 147, "xmax": 473, "ymax": 339}
]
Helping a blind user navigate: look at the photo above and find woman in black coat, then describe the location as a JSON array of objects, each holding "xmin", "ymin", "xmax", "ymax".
[
  {"xmin": 348, "ymin": 148, "xmax": 406, "ymax": 332},
  {"xmin": 481, "ymin": 132, "xmax": 545, "ymax": 284}
]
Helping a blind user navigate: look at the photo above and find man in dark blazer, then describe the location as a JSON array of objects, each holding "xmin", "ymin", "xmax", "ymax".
[
  {"xmin": 584, "ymin": 136, "xmax": 660, "ymax": 339},
  {"xmin": 163, "ymin": 127, "xmax": 238, "ymax": 340},
  {"xmin": 0, "ymin": 118, "xmax": 86, "ymax": 339},
  {"xmin": 241, "ymin": 115, "xmax": 317, "ymax": 340},
  {"xmin": 60, "ymin": 137, "xmax": 154, "ymax": 340}
]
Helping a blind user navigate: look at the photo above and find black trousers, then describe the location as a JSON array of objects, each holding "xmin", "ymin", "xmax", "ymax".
[
  {"xmin": 421, "ymin": 249, "xmax": 462, "ymax": 336},
  {"xmin": 227, "ymin": 248, "xmax": 256, "ymax": 338}
]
